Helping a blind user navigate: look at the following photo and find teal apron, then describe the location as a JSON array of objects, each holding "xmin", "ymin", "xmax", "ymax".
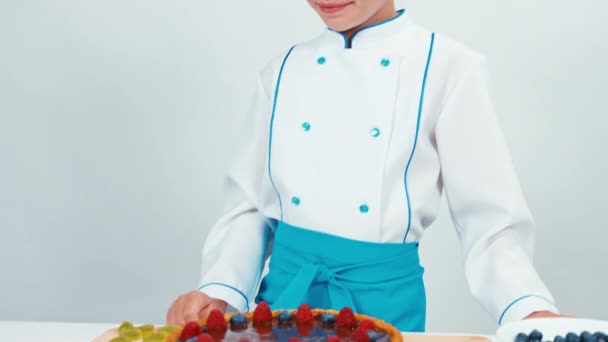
[{"xmin": 255, "ymin": 221, "xmax": 426, "ymax": 332}]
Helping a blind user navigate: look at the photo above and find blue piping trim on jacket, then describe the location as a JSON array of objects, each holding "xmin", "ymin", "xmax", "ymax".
[
  {"xmin": 403, "ymin": 32, "xmax": 435, "ymax": 243},
  {"xmin": 268, "ymin": 45, "xmax": 296, "ymax": 221},
  {"xmin": 329, "ymin": 9, "xmax": 406, "ymax": 49},
  {"xmin": 199, "ymin": 282, "xmax": 250, "ymax": 312},
  {"xmin": 498, "ymin": 294, "xmax": 555, "ymax": 325}
]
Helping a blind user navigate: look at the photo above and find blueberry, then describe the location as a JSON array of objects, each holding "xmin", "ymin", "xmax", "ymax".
[
  {"xmin": 529, "ymin": 329, "xmax": 543, "ymax": 341},
  {"xmin": 321, "ymin": 313, "xmax": 336, "ymax": 325},
  {"xmin": 581, "ymin": 331, "xmax": 596, "ymax": 342},
  {"xmin": 230, "ymin": 313, "xmax": 248, "ymax": 326},
  {"xmin": 186, "ymin": 338, "xmax": 198, "ymax": 342},
  {"xmin": 554, "ymin": 337, "xmax": 566, "ymax": 342},
  {"xmin": 515, "ymin": 332, "xmax": 528, "ymax": 342},
  {"xmin": 368, "ymin": 330, "xmax": 378, "ymax": 342},
  {"xmin": 596, "ymin": 332, "xmax": 608, "ymax": 342},
  {"xmin": 200, "ymin": 325, "xmax": 207, "ymax": 333},
  {"xmin": 277, "ymin": 310, "xmax": 293, "ymax": 324},
  {"xmin": 565, "ymin": 332, "xmax": 579, "ymax": 342}
]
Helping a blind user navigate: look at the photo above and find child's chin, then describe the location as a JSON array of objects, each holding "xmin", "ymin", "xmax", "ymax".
[
  {"xmin": 325, "ymin": 19, "xmax": 358, "ymax": 33},
  {"xmin": 322, "ymin": 12, "xmax": 366, "ymax": 33}
]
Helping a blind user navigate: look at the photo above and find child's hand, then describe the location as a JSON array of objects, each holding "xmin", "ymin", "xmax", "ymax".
[{"xmin": 166, "ymin": 290, "xmax": 227, "ymax": 326}]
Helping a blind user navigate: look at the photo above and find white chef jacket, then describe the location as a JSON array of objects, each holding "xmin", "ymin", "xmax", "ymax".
[{"xmin": 198, "ymin": 10, "xmax": 558, "ymax": 326}]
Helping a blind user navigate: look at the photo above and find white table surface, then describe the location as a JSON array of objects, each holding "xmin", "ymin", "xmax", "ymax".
[
  {"xmin": 0, "ymin": 321, "xmax": 120, "ymax": 342},
  {"xmin": 0, "ymin": 321, "xmax": 498, "ymax": 342}
]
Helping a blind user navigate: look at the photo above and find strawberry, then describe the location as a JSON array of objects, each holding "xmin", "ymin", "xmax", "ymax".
[
  {"xmin": 179, "ymin": 321, "xmax": 201, "ymax": 341},
  {"xmin": 358, "ymin": 319, "xmax": 376, "ymax": 332},
  {"xmin": 295, "ymin": 304, "xmax": 313, "ymax": 324},
  {"xmin": 239, "ymin": 339, "xmax": 251, "ymax": 342},
  {"xmin": 288, "ymin": 338, "xmax": 300, "ymax": 342},
  {"xmin": 351, "ymin": 326, "xmax": 371, "ymax": 342},
  {"xmin": 252, "ymin": 301, "xmax": 273, "ymax": 324},
  {"xmin": 336, "ymin": 307, "xmax": 356, "ymax": 329},
  {"xmin": 196, "ymin": 333, "xmax": 215, "ymax": 342},
  {"xmin": 206, "ymin": 309, "xmax": 228, "ymax": 331},
  {"xmin": 327, "ymin": 336, "xmax": 340, "ymax": 342}
]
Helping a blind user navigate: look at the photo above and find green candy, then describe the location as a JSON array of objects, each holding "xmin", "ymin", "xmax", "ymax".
[
  {"xmin": 109, "ymin": 337, "xmax": 130, "ymax": 342},
  {"xmin": 143, "ymin": 332, "xmax": 168, "ymax": 342},
  {"xmin": 136, "ymin": 324, "xmax": 155, "ymax": 337},
  {"xmin": 156, "ymin": 326, "xmax": 178, "ymax": 334},
  {"xmin": 118, "ymin": 321, "xmax": 135, "ymax": 335},
  {"xmin": 120, "ymin": 328, "xmax": 142, "ymax": 341}
]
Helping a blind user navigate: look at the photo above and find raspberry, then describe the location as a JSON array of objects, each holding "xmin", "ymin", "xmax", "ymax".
[
  {"xmin": 358, "ymin": 319, "xmax": 376, "ymax": 331},
  {"xmin": 206, "ymin": 309, "xmax": 227, "ymax": 330},
  {"xmin": 254, "ymin": 324, "xmax": 273, "ymax": 336},
  {"xmin": 253, "ymin": 301, "xmax": 273, "ymax": 324},
  {"xmin": 297, "ymin": 323, "xmax": 313, "ymax": 337},
  {"xmin": 207, "ymin": 329, "xmax": 226, "ymax": 341},
  {"xmin": 337, "ymin": 326, "xmax": 353, "ymax": 338},
  {"xmin": 336, "ymin": 307, "xmax": 356, "ymax": 329},
  {"xmin": 327, "ymin": 336, "xmax": 340, "ymax": 342},
  {"xmin": 288, "ymin": 338, "xmax": 300, "ymax": 342},
  {"xmin": 295, "ymin": 304, "xmax": 313, "ymax": 324},
  {"xmin": 179, "ymin": 321, "xmax": 201, "ymax": 341},
  {"xmin": 351, "ymin": 326, "xmax": 371, "ymax": 342},
  {"xmin": 196, "ymin": 333, "xmax": 215, "ymax": 342}
]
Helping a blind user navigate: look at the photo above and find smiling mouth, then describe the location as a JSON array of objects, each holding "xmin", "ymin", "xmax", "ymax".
[{"xmin": 317, "ymin": 2, "xmax": 354, "ymax": 15}]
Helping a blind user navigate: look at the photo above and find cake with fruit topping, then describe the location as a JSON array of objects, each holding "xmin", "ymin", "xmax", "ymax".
[
  {"xmin": 98, "ymin": 302, "xmax": 403, "ymax": 342},
  {"xmin": 166, "ymin": 302, "xmax": 403, "ymax": 342}
]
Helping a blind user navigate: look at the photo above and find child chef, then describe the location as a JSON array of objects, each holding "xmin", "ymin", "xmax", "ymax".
[{"xmin": 166, "ymin": 0, "xmax": 564, "ymax": 331}]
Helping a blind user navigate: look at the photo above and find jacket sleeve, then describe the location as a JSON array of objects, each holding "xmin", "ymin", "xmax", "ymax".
[
  {"xmin": 434, "ymin": 56, "xmax": 559, "ymax": 325},
  {"xmin": 197, "ymin": 72, "xmax": 274, "ymax": 312}
]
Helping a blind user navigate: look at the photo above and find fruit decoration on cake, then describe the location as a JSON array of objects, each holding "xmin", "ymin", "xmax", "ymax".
[
  {"xmin": 165, "ymin": 301, "xmax": 402, "ymax": 342},
  {"xmin": 100, "ymin": 301, "xmax": 402, "ymax": 342}
]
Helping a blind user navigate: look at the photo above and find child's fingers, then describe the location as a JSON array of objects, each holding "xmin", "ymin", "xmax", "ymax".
[
  {"xmin": 182, "ymin": 292, "xmax": 209, "ymax": 323},
  {"xmin": 166, "ymin": 294, "xmax": 186, "ymax": 325}
]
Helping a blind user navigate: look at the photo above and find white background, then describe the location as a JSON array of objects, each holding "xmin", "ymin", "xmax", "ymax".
[{"xmin": 1, "ymin": 0, "xmax": 607, "ymax": 335}]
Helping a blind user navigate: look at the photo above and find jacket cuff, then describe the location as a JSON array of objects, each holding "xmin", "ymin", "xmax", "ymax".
[
  {"xmin": 198, "ymin": 283, "xmax": 250, "ymax": 312},
  {"xmin": 499, "ymin": 295, "xmax": 559, "ymax": 325}
]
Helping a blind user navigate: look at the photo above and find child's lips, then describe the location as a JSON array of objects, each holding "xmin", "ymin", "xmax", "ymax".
[{"xmin": 318, "ymin": 2, "xmax": 353, "ymax": 15}]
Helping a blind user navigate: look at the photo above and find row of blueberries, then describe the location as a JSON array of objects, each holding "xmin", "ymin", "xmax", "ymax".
[{"xmin": 515, "ymin": 330, "xmax": 608, "ymax": 342}]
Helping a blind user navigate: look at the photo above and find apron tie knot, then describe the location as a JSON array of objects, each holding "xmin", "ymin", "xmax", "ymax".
[{"xmin": 314, "ymin": 264, "xmax": 333, "ymax": 283}]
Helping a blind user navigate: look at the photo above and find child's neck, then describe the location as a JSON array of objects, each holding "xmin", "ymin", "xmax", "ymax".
[{"xmin": 341, "ymin": 3, "xmax": 398, "ymax": 42}]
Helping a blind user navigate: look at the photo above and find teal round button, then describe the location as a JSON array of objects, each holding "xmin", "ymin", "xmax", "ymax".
[
  {"xmin": 291, "ymin": 196, "xmax": 301, "ymax": 206},
  {"xmin": 317, "ymin": 56, "xmax": 326, "ymax": 65},
  {"xmin": 302, "ymin": 122, "xmax": 311, "ymax": 132},
  {"xmin": 370, "ymin": 128, "xmax": 380, "ymax": 138},
  {"xmin": 381, "ymin": 58, "xmax": 390, "ymax": 67},
  {"xmin": 359, "ymin": 204, "xmax": 369, "ymax": 214}
]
